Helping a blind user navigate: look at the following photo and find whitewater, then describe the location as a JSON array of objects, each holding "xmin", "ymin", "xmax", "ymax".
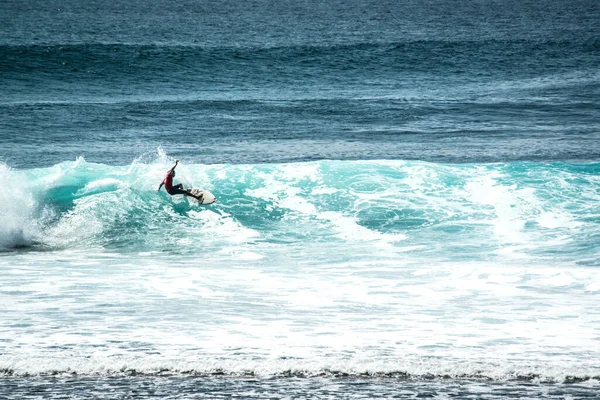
[{"xmin": 2, "ymin": 151, "xmax": 599, "ymax": 389}]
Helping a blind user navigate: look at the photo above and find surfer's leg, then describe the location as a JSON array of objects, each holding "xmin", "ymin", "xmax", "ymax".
[
  {"xmin": 175, "ymin": 185, "xmax": 195, "ymax": 197},
  {"xmin": 168, "ymin": 186, "xmax": 189, "ymax": 196}
]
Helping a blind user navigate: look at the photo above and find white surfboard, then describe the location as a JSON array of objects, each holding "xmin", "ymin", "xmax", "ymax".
[{"xmin": 188, "ymin": 188, "xmax": 216, "ymax": 205}]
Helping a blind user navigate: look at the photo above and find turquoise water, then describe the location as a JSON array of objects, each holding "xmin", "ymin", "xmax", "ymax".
[
  {"xmin": 1, "ymin": 0, "xmax": 600, "ymax": 398},
  {"xmin": 2, "ymin": 156, "xmax": 600, "ymax": 262}
]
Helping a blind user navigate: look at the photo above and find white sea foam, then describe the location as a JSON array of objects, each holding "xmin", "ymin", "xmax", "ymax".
[{"xmin": 2, "ymin": 249, "xmax": 599, "ymax": 379}]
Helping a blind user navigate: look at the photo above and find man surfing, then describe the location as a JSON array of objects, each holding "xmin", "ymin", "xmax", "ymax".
[{"xmin": 158, "ymin": 160, "xmax": 203, "ymax": 201}]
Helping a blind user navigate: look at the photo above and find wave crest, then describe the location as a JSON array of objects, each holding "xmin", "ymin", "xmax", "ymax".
[{"xmin": 1, "ymin": 157, "xmax": 598, "ymax": 261}]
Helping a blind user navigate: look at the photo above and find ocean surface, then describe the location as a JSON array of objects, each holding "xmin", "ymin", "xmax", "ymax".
[{"xmin": 1, "ymin": 0, "xmax": 600, "ymax": 398}]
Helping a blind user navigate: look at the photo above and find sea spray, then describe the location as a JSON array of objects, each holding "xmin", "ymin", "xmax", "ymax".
[{"xmin": 0, "ymin": 163, "xmax": 40, "ymax": 249}]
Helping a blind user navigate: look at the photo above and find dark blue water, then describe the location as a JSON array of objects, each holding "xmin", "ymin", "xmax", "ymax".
[
  {"xmin": 1, "ymin": 0, "xmax": 599, "ymax": 168},
  {"xmin": 1, "ymin": 0, "xmax": 600, "ymax": 398}
]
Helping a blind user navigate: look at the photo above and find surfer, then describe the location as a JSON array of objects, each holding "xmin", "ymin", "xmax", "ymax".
[{"xmin": 158, "ymin": 160, "xmax": 197, "ymax": 199}]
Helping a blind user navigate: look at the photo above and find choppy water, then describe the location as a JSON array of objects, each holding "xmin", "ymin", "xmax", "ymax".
[{"xmin": 1, "ymin": 0, "xmax": 600, "ymax": 398}]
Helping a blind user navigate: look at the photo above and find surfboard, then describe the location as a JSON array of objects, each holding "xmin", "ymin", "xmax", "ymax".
[{"xmin": 188, "ymin": 188, "xmax": 216, "ymax": 205}]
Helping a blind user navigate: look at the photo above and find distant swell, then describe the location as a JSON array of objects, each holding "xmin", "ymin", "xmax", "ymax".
[{"xmin": 1, "ymin": 39, "xmax": 597, "ymax": 81}]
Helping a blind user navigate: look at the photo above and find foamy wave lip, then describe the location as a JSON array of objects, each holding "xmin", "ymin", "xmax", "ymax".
[
  {"xmin": 76, "ymin": 178, "xmax": 127, "ymax": 196},
  {"xmin": 1, "ymin": 355, "xmax": 599, "ymax": 383}
]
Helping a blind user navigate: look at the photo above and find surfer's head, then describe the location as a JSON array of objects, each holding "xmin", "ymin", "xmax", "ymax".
[{"xmin": 172, "ymin": 170, "xmax": 176, "ymax": 177}]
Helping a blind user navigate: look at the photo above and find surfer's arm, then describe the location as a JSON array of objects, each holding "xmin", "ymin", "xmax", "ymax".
[
  {"xmin": 167, "ymin": 160, "xmax": 179, "ymax": 174},
  {"xmin": 159, "ymin": 160, "xmax": 179, "ymax": 190}
]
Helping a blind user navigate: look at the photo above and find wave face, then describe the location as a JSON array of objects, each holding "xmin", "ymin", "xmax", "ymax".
[{"xmin": 1, "ymin": 156, "xmax": 600, "ymax": 383}]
